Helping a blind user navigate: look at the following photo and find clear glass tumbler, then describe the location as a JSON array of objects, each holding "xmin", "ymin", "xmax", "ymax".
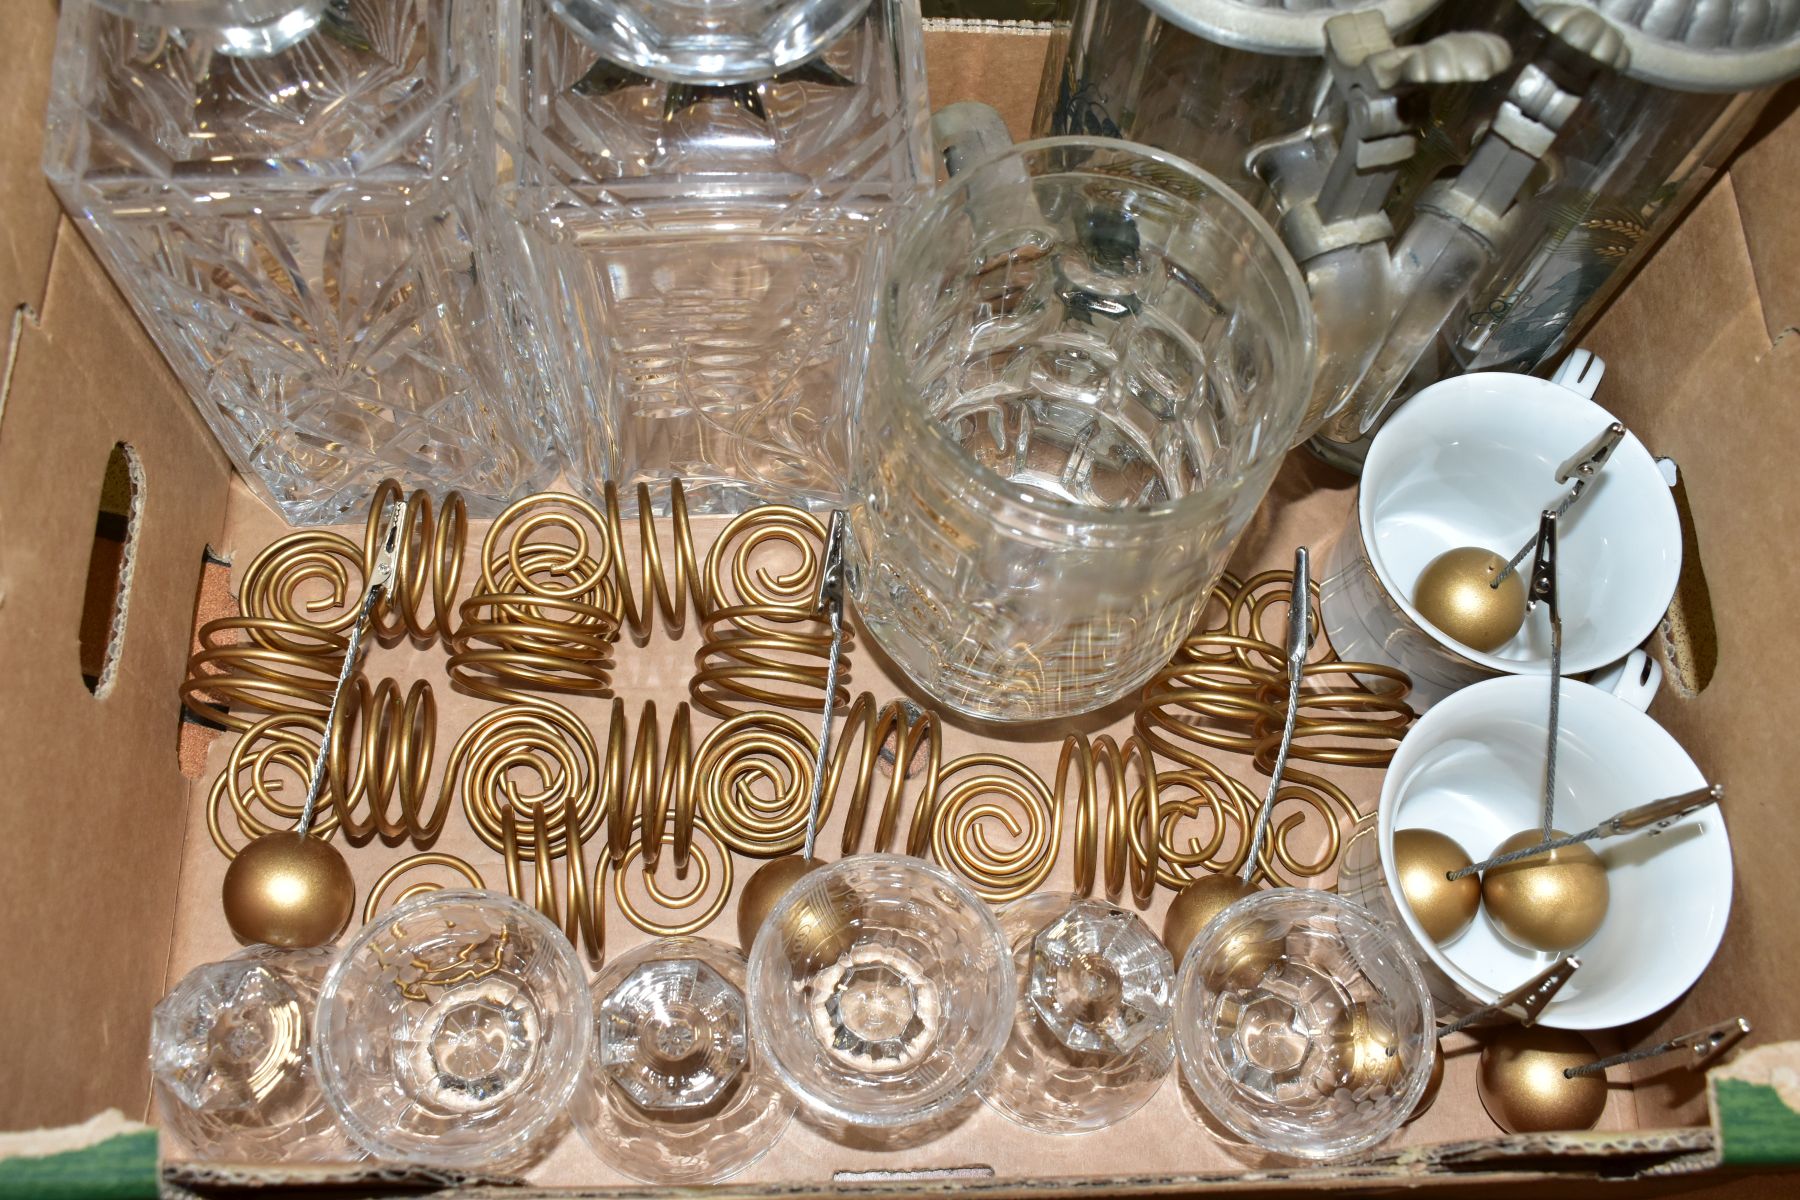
[
  {"xmin": 746, "ymin": 854, "xmax": 1014, "ymax": 1129},
  {"xmin": 151, "ymin": 945, "xmax": 354, "ymax": 1163},
  {"xmin": 313, "ymin": 890, "xmax": 591, "ymax": 1171},
  {"xmin": 573, "ymin": 936, "xmax": 795, "ymax": 1183},
  {"xmin": 848, "ymin": 137, "xmax": 1315, "ymax": 722},
  {"xmin": 980, "ymin": 893, "xmax": 1175, "ymax": 1134},
  {"xmin": 1172, "ymin": 889, "xmax": 1435, "ymax": 1161}
]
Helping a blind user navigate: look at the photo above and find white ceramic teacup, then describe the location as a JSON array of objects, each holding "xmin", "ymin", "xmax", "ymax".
[
  {"xmin": 1341, "ymin": 665, "xmax": 1731, "ymax": 1030},
  {"xmin": 1321, "ymin": 351, "xmax": 1681, "ymax": 708}
]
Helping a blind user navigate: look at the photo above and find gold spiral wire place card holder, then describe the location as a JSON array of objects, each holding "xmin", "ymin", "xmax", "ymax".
[
  {"xmin": 1133, "ymin": 569, "xmax": 1416, "ymax": 888},
  {"xmin": 185, "ymin": 481, "xmax": 1418, "ymax": 947},
  {"xmin": 180, "ymin": 530, "xmax": 366, "ymax": 731}
]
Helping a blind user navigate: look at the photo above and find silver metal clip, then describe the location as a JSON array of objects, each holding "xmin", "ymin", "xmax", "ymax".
[
  {"xmin": 1565, "ymin": 1017, "xmax": 1752, "ymax": 1078},
  {"xmin": 1285, "ymin": 545, "xmax": 1313, "ymax": 679},
  {"xmin": 1440, "ymin": 956, "xmax": 1580, "ymax": 1038},
  {"xmin": 1557, "ymin": 421, "xmax": 1627, "ymax": 487},
  {"xmin": 1242, "ymin": 546, "xmax": 1311, "ymax": 885},
  {"xmin": 1495, "ymin": 424, "xmax": 1623, "ymax": 587},
  {"xmin": 801, "ymin": 510, "xmax": 851, "ymax": 863},
  {"xmin": 1526, "ymin": 509, "xmax": 1558, "ymax": 616},
  {"xmin": 368, "ymin": 498, "xmax": 406, "ymax": 594},
  {"xmin": 813, "ymin": 510, "xmax": 848, "ymax": 617},
  {"xmin": 1611, "ymin": 783, "xmax": 1724, "ymax": 836}
]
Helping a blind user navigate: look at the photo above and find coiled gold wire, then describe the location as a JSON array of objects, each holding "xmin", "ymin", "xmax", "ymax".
[
  {"xmin": 182, "ymin": 618, "xmax": 348, "ymax": 732},
  {"xmin": 504, "ymin": 787, "xmax": 605, "ymax": 963},
  {"xmin": 597, "ymin": 699, "xmax": 696, "ymax": 870},
  {"xmin": 448, "ymin": 492, "xmax": 621, "ymax": 704},
  {"xmin": 325, "ymin": 678, "xmax": 448, "ymax": 845},
  {"xmin": 1137, "ymin": 570, "xmax": 1415, "ymax": 772},
  {"xmin": 693, "ymin": 710, "xmax": 822, "ymax": 857},
  {"xmin": 205, "ymin": 712, "xmax": 342, "ymax": 858},
  {"xmin": 692, "ymin": 693, "xmax": 945, "ymax": 862},
  {"xmin": 601, "ymin": 480, "xmax": 707, "ymax": 641},
  {"xmin": 611, "ymin": 819, "xmax": 734, "ymax": 938},
  {"xmin": 453, "ymin": 700, "xmax": 606, "ymax": 858},
  {"xmin": 1060, "ymin": 734, "xmax": 1161, "ymax": 907},
  {"xmin": 439, "ymin": 698, "xmax": 606, "ymax": 959},
  {"xmin": 498, "ymin": 699, "xmax": 730, "ymax": 948},
  {"xmin": 823, "ymin": 693, "xmax": 942, "ymax": 857},
  {"xmin": 1148, "ymin": 764, "xmax": 1257, "ymax": 889},
  {"xmin": 923, "ymin": 734, "xmax": 1165, "ymax": 906},
  {"xmin": 363, "ymin": 853, "xmax": 485, "ymax": 925},
  {"xmin": 931, "ymin": 752, "xmax": 1061, "ymax": 903},
  {"xmin": 238, "ymin": 529, "xmax": 366, "ymax": 635},
  {"xmin": 351, "ymin": 480, "xmax": 848, "ymax": 714},
  {"xmin": 1245, "ymin": 743, "xmax": 1371, "ymax": 888},
  {"xmin": 365, "ymin": 479, "xmax": 466, "ymax": 644},
  {"xmin": 591, "ymin": 697, "xmax": 731, "ymax": 938},
  {"xmin": 690, "ymin": 505, "xmax": 852, "ymax": 717},
  {"xmin": 180, "ymin": 529, "xmax": 366, "ymax": 730}
]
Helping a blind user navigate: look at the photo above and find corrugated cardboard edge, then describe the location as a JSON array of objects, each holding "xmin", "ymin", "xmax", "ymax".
[
  {"xmin": 0, "ymin": 1111, "xmax": 155, "ymax": 1200},
  {"xmin": 921, "ymin": 18, "xmax": 1051, "ymax": 141},
  {"xmin": 0, "ymin": 1116, "xmax": 1723, "ymax": 1200},
  {"xmin": 1709, "ymin": 1044, "xmax": 1800, "ymax": 1167},
  {"xmin": 162, "ymin": 1159, "xmax": 506, "ymax": 1196},
  {"xmin": 0, "ymin": 107, "xmax": 235, "ymax": 1145}
]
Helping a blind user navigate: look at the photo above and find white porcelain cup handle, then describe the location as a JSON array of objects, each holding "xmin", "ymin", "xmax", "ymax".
[
  {"xmin": 1588, "ymin": 648, "xmax": 1662, "ymax": 711},
  {"xmin": 1551, "ymin": 348, "xmax": 1606, "ymax": 400}
]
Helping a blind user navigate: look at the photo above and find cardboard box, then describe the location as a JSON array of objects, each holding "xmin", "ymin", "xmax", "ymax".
[{"xmin": 2, "ymin": 7, "xmax": 1798, "ymax": 1196}]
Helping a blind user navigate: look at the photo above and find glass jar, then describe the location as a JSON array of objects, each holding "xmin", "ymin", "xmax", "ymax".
[
  {"xmin": 486, "ymin": 0, "xmax": 932, "ymax": 514},
  {"xmin": 849, "ymin": 136, "xmax": 1314, "ymax": 722},
  {"xmin": 151, "ymin": 945, "xmax": 355, "ymax": 1163},
  {"xmin": 44, "ymin": 0, "xmax": 553, "ymax": 524},
  {"xmin": 1033, "ymin": 0, "xmax": 1443, "ymax": 215},
  {"xmin": 313, "ymin": 889, "xmax": 591, "ymax": 1171},
  {"xmin": 1172, "ymin": 889, "xmax": 1435, "ymax": 1161},
  {"xmin": 979, "ymin": 893, "xmax": 1175, "ymax": 1134},
  {"xmin": 573, "ymin": 936, "xmax": 795, "ymax": 1183}
]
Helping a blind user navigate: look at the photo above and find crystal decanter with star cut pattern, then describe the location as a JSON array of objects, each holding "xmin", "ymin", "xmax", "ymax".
[
  {"xmin": 486, "ymin": 0, "xmax": 931, "ymax": 513},
  {"xmin": 45, "ymin": 0, "xmax": 555, "ymax": 524}
]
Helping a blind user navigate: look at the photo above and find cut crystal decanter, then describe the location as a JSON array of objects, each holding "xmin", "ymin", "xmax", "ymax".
[
  {"xmin": 45, "ymin": 0, "xmax": 554, "ymax": 523},
  {"xmin": 484, "ymin": 0, "xmax": 932, "ymax": 513}
]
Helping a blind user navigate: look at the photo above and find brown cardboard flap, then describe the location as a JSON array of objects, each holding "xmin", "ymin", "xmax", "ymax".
[
  {"xmin": 0, "ymin": 219, "xmax": 232, "ymax": 1130},
  {"xmin": 1, "ymin": 0, "xmax": 64, "ymax": 319},
  {"xmin": 158, "ymin": 456, "xmax": 1659, "ymax": 1187},
  {"xmin": 1583, "ymin": 169, "xmax": 1800, "ymax": 1128},
  {"xmin": 923, "ymin": 20, "xmax": 1053, "ymax": 144},
  {"xmin": 1726, "ymin": 87, "xmax": 1800, "ymax": 344}
]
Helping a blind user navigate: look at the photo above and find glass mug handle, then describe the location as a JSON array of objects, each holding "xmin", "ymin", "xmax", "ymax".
[
  {"xmin": 1588, "ymin": 647, "xmax": 1663, "ymax": 712},
  {"xmin": 930, "ymin": 102, "xmax": 1050, "ymax": 240}
]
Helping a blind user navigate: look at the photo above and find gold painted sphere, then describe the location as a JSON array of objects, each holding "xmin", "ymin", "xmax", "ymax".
[
  {"xmin": 1206, "ymin": 922, "xmax": 1289, "ymax": 994},
  {"xmin": 1413, "ymin": 547, "xmax": 1527, "ymax": 653},
  {"xmin": 1477, "ymin": 1024, "xmax": 1606, "ymax": 1134},
  {"xmin": 1407, "ymin": 1042, "xmax": 1446, "ymax": 1123},
  {"xmin": 221, "ymin": 833, "xmax": 354, "ymax": 948},
  {"xmin": 736, "ymin": 855, "xmax": 820, "ymax": 954},
  {"xmin": 752, "ymin": 859, "xmax": 861, "ymax": 972},
  {"xmin": 1162, "ymin": 874, "xmax": 1255, "ymax": 963},
  {"xmin": 1481, "ymin": 830, "xmax": 1609, "ymax": 952},
  {"xmin": 1392, "ymin": 828, "xmax": 1480, "ymax": 944},
  {"xmin": 1333, "ymin": 1001, "xmax": 1406, "ymax": 1093}
]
